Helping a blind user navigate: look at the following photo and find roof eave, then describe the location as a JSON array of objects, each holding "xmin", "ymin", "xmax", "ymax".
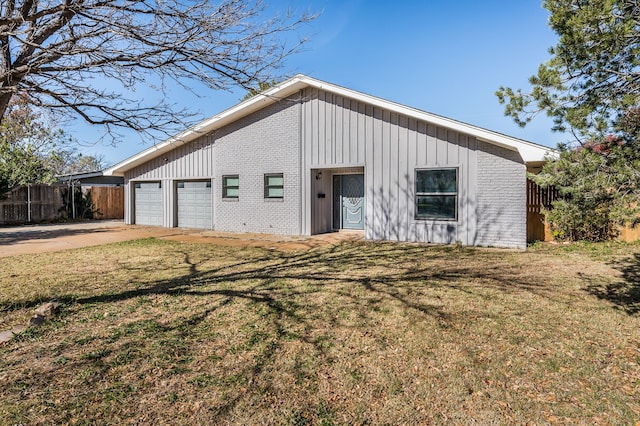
[
  {"xmin": 56, "ymin": 170, "xmax": 104, "ymax": 180},
  {"xmin": 298, "ymin": 77, "xmax": 556, "ymax": 164},
  {"xmin": 104, "ymin": 76, "xmax": 309, "ymax": 176},
  {"xmin": 104, "ymin": 74, "xmax": 557, "ymax": 176}
]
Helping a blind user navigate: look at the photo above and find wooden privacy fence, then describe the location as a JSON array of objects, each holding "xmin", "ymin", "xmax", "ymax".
[
  {"xmin": 619, "ymin": 223, "xmax": 640, "ymax": 242},
  {"xmin": 0, "ymin": 184, "xmax": 66, "ymax": 225},
  {"xmin": 0, "ymin": 184, "xmax": 123, "ymax": 225},
  {"xmin": 88, "ymin": 186, "xmax": 124, "ymax": 219},
  {"xmin": 526, "ymin": 178, "xmax": 640, "ymax": 242},
  {"xmin": 526, "ymin": 179, "xmax": 558, "ymax": 243}
]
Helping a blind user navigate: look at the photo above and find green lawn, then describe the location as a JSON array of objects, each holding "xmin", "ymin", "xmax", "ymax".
[{"xmin": 1, "ymin": 238, "xmax": 639, "ymax": 424}]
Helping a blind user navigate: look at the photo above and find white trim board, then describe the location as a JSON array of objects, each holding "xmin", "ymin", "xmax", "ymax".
[{"xmin": 104, "ymin": 75, "xmax": 556, "ymax": 176}]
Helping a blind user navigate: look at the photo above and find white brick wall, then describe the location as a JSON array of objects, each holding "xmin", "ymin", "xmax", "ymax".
[
  {"xmin": 123, "ymin": 92, "xmax": 530, "ymax": 248},
  {"xmin": 214, "ymin": 99, "xmax": 301, "ymax": 235},
  {"xmin": 475, "ymin": 141, "xmax": 526, "ymax": 248}
]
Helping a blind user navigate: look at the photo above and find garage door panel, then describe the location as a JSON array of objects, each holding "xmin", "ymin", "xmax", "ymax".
[
  {"xmin": 135, "ymin": 182, "xmax": 163, "ymax": 226},
  {"xmin": 177, "ymin": 181, "xmax": 212, "ymax": 229}
]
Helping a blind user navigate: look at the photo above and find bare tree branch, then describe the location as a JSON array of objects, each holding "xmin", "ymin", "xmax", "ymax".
[{"xmin": 0, "ymin": 0, "xmax": 316, "ymax": 143}]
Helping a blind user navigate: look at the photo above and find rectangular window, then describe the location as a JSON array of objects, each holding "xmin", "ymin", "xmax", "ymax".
[
  {"xmin": 415, "ymin": 168, "xmax": 458, "ymax": 220},
  {"xmin": 135, "ymin": 182, "xmax": 161, "ymax": 189},
  {"xmin": 264, "ymin": 173, "xmax": 284, "ymax": 199},
  {"xmin": 222, "ymin": 175, "xmax": 239, "ymax": 199}
]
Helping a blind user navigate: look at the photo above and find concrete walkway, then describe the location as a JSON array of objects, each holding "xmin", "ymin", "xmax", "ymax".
[{"xmin": 0, "ymin": 220, "xmax": 363, "ymax": 257}]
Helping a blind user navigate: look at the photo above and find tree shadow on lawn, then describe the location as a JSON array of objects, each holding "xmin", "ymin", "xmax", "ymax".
[
  {"xmin": 70, "ymin": 241, "xmax": 555, "ymax": 319},
  {"xmin": 1, "ymin": 241, "xmax": 564, "ymax": 330},
  {"xmin": 585, "ymin": 253, "xmax": 640, "ymax": 315},
  {"xmin": 1, "ymin": 241, "xmax": 574, "ymax": 423}
]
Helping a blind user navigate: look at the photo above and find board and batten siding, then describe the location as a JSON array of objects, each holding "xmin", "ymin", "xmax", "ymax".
[
  {"xmin": 120, "ymin": 85, "xmax": 527, "ymax": 247},
  {"xmin": 300, "ymin": 87, "xmax": 526, "ymax": 248},
  {"xmin": 124, "ymin": 99, "xmax": 301, "ymax": 233},
  {"xmin": 124, "ymin": 135, "xmax": 216, "ymax": 227}
]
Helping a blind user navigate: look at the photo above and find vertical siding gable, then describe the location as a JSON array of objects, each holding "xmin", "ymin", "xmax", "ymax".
[
  {"xmin": 335, "ymin": 95, "xmax": 344, "ymax": 164},
  {"xmin": 416, "ymin": 121, "xmax": 427, "ymax": 165},
  {"xmin": 300, "ymin": 88, "xmax": 483, "ymax": 245},
  {"xmin": 304, "ymin": 88, "xmax": 379, "ymax": 168},
  {"xmin": 436, "ymin": 127, "xmax": 448, "ymax": 166},
  {"xmin": 350, "ymin": 102, "xmax": 367, "ymax": 162},
  {"xmin": 350, "ymin": 101, "xmax": 358, "ymax": 162},
  {"xmin": 125, "ymin": 133, "xmax": 216, "ymax": 181},
  {"xmin": 319, "ymin": 90, "xmax": 330, "ymax": 164},
  {"xmin": 447, "ymin": 130, "xmax": 460, "ymax": 165},
  {"xmin": 426, "ymin": 124, "xmax": 437, "ymax": 166},
  {"xmin": 397, "ymin": 115, "xmax": 410, "ymax": 241}
]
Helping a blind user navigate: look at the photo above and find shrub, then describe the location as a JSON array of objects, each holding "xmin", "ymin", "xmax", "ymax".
[{"xmin": 533, "ymin": 137, "xmax": 640, "ymax": 242}]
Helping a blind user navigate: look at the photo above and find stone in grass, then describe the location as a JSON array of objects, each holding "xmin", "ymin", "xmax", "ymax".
[
  {"xmin": 0, "ymin": 302, "xmax": 59, "ymax": 344},
  {"xmin": 29, "ymin": 315, "xmax": 45, "ymax": 326},
  {"xmin": 0, "ymin": 325, "xmax": 26, "ymax": 345},
  {"xmin": 29, "ymin": 302, "xmax": 60, "ymax": 327},
  {"xmin": 34, "ymin": 302, "xmax": 60, "ymax": 319}
]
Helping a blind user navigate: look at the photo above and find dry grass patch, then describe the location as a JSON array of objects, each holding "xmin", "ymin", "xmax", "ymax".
[{"xmin": 1, "ymin": 238, "xmax": 639, "ymax": 424}]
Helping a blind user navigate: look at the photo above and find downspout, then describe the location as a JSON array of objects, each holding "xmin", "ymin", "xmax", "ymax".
[
  {"xmin": 71, "ymin": 179, "xmax": 76, "ymax": 219},
  {"xmin": 298, "ymin": 89, "xmax": 304, "ymax": 235},
  {"xmin": 27, "ymin": 183, "xmax": 31, "ymax": 223}
]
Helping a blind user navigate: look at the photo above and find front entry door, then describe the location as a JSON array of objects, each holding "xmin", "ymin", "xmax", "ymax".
[{"xmin": 333, "ymin": 174, "xmax": 365, "ymax": 230}]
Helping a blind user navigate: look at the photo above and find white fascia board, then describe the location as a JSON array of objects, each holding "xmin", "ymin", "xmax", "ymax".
[
  {"xmin": 298, "ymin": 76, "xmax": 557, "ymax": 163},
  {"xmin": 103, "ymin": 77, "xmax": 308, "ymax": 177},
  {"xmin": 104, "ymin": 74, "xmax": 556, "ymax": 176}
]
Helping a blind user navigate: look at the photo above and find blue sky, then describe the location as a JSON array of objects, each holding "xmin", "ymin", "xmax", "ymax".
[{"xmin": 70, "ymin": 1, "xmax": 561, "ymax": 167}]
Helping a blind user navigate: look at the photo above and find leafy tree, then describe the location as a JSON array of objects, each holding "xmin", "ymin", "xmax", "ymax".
[
  {"xmin": 497, "ymin": 0, "xmax": 640, "ymax": 240},
  {"xmin": 0, "ymin": 97, "xmax": 69, "ymax": 195},
  {"xmin": 68, "ymin": 154, "xmax": 106, "ymax": 174},
  {"xmin": 533, "ymin": 137, "xmax": 640, "ymax": 241},
  {"xmin": 0, "ymin": 0, "xmax": 314, "ymax": 141},
  {"xmin": 49, "ymin": 150, "xmax": 106, "ymax": 175},
  {"xmin": 0, "ymin": 143, "xmax": 53, "ymax": 196},
  {"xmin": 0, "ymin": 97, "xmax": 108, "ymax": 197},
  {"xmin": 496, "ymin": 0, "xmax": 640, "ymax": 140}
]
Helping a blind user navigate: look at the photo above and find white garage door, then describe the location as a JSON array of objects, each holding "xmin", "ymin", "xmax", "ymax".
[
  {"xmin": 177, "ymin": 181, "xmax": 212, "ymax": 229},
  {"xmin": 134, "ymin": 182, "xmax": 163, "ymax": 226}
]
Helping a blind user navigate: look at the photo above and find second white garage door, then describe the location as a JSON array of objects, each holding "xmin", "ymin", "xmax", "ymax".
[{"xmin": 177, "ymin": 181, "xmax": 212, "ymax": 229}]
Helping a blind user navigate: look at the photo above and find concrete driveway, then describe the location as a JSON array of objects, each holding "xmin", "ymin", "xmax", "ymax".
[
  {"xmin": 0, "ymin": 221, "xmax": 183, "ymax": 257},
  {"xmin": 0, "ymin": 221, "xmax": 362, "ymax": 257}
]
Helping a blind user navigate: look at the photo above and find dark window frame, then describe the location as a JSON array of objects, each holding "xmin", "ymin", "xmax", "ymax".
[
  {"xmin": 264, "ymin": 173, "xmax": 284, "ymax": 199},
  {"xmin": 177, "ymin": 180, "xmax": 211, "ymax": 189},
  {"xmin": 415, "ymin": 168, "xmax": 458, "ymax": 221},
  {"xmin": 134, "ymin": 181, "xmax": 161, "ymax": 189},
  {"xmin": 222, "ymin": 175, "xmax": 239, "ymax": 199}
]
